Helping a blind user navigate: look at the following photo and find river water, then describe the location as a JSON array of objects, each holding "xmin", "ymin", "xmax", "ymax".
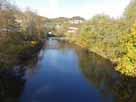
[{"xmin": 0, "ymin": 39, "xmax": 136, "ymax": 102}]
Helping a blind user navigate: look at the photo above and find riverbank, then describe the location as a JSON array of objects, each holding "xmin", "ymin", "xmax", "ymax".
[
  {"xmin": 0, "ymin": 39, "xmax": 45, "ymax": 71},
  {"xmin": 68, "ymin": 37, "xmax": 136, "ymax": 78},
  {"xmin": 68, "ymin": 37, "xmax": 116, "ymax": 62},
  {"xmin": 19, "ymin": 40, "xmax": 45, "ymax": 60},
  {"xmin": 66, "ymin": 37, "xmax": 131, "ymax": 76}
]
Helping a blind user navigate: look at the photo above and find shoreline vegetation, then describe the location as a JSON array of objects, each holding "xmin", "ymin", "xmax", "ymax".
[
  {"xmin": 0, "ymin": 0, "xmax": 136, "ymax": 77},
  {"xmin": 0, "ymin": 0, "xmax": 46, "ymax": 70},
  {"xmin": 69, "ymin": 39, "xmax": 117, "ymax": 63},
  {"xmin": 64, "ymin": 0, "xmax": 136, "ymax": 77}
]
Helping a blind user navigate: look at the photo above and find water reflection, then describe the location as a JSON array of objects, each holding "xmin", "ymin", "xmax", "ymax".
[
  {"xmin": 77, "ymin": 48, "xmax": 136, "ymax": 102},
  {"xmin": 0, "ymin": 50, "xmax": 40, "ymax": 102},
  {"xmin": 0, "ymin": 39, "xmax": 136, "ymax": 102},
  {"xmin": 0, "ymin": 71, "xmax": 25, "ymax": 102}
]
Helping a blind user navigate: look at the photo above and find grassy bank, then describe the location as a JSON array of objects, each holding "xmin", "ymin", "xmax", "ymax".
[
  {"xmin": 0, "ymin": 38, "xmax": 44, "ymax": 70},
  {"xmin": 68, "ymin": 37, "xmax": 117, "ymax": 63}
]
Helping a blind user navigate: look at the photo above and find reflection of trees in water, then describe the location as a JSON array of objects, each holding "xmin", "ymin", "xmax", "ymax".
[
  {"xmin": 19, "ymin": 50, "xmax": 42, "ymax": 77},
  {"xmin": 0, "ymin": 51, "xmax": 40, "ymax": 102},
  {"xmin": 0, "ymin": 74, "xmax": 25, "ymax": 102},
  {"xmin": 77, "ymin": 49, "xmax": 136, "ymax": 102},
  {"xmin": 47, "ymin": 40, "xmax": 136, "ymax": 102}
]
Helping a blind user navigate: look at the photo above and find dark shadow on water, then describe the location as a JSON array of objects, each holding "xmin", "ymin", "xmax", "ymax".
[
  {"xmin": 77, "ymin": 48, "xmax": 136, "ymax": 102},
  {"xmin": 0, "ymin": 50, "xmax": 41, "ymax": 102},
  {"xmin": 0, "ymin": 70, "xmax": 25, "ymax": 102},
  {"xmin": 0, "ymin": 39, "xmax": 136, "ymax": 102}
]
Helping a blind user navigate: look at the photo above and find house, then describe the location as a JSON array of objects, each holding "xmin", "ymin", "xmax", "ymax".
[
  {"xmin": 69, "ymin": 16, "xmax": 85, "ymax": 24},
  {"xmin": 67, "ymin": 27, "xmax": 78, "ymax": 33}
]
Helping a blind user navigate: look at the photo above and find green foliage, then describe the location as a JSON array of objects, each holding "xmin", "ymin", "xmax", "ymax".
[
  {"xmin": 75, "ymin": 15, "xmax": 129, "ymax": 60},
  {"xmin": 70, "ymin": 0, "xmax": 136, "ymax": 77},
  {"xmin": 124, "ymin": 0, "xmax": 136, "ymax": 21},
  {"xmin": 0, "ymin": 0, "xmax": 46, "ymax": 69},
  {"xmin": 116, "ymin": 22, "xmax": 136, "ymax": 77}
]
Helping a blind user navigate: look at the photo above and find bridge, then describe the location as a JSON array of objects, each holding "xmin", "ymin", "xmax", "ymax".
[
  {"xmin": 47, "ymin": 32, "xmax": 69, "ymax": 41},
  {"xmin": 48, "ymin": 37, "xmax": 69, "ymax": 41}
]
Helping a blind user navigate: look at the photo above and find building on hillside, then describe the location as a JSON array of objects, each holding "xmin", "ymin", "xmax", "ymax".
[
  {"xmin": 67, "ymin": 27, "xmax": 78, "ymax": 33},
  {"xmin": 69, "ymin": 16, "xmax": 85, "ymax": 24}
]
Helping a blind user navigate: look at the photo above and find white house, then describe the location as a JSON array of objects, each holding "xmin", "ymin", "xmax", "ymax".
[
  {"xmin": 69, "ymin": 16, "xmax": 85, "ymax": 24},
  {"xmin": 67, "ymin": 27, "xmax": 78, "ymax": 33}
]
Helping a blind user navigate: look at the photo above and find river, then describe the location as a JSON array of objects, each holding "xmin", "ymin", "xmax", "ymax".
[{"xmin": 0, "ymin": 39, "xmax": 136, "ymax": 102}]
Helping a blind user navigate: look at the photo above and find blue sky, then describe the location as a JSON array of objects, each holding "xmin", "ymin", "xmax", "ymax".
[{"xmin": 14, "ymin": 0, "xmax": 131, "ymax": 19}]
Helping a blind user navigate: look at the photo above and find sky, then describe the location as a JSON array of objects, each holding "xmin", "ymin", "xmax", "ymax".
[{"xmin": 14, "ymin": 0, "xmax": 131, "ymax": 19}]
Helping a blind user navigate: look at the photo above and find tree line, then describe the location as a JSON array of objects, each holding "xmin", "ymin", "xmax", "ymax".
[
  {"xmin": 68, "ymin": 0, "xmax": 136, "ymax": 77},
  {"xmin": 0, "ymin": 0, "xmax": 136, "ymax": 77},
  {"xmin": 0, "ymin": 0, "xmax": 46, "ymax": 69}
]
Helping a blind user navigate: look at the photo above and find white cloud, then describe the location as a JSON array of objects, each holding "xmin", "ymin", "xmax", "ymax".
[
  {"xmin": 38, "ymin": 0, "xmax": 61, "ymax": 18},
  {"xmin": 48, "ymin": 0, "xmax": 59, "ymax": 11},
  {"xmin": 67, "ymin": 0, "xmax": 130, "ymax": 19},
  {"xmin": 37, "ymin": 0, "xmax": 130, "ymax": 19}
]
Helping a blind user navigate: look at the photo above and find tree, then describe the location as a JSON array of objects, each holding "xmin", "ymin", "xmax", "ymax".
[
  {"xmin": 0, "ymin": 0, "xmax": 46, "ymax": 68},
  {"xmin": 124, "ymin": 0, "xmax": 136, "ymax": 21},
  {"xmin": 0, "ymin": 0, "xmax": 20, "ymax": 41},
  {"xmin": 116, "ymin": 21, "xmax": 136, "ymax": 77},
  {"xmin": 35, "ymin": 15, "xmax": 46, "ymax": 38},
  {"xmin": 77, "ymin": 14, "xmax": 123, "ymax": 59}
]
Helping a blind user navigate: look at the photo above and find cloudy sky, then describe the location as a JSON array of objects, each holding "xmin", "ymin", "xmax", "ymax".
[{"xmin": 14, "ymin": 0, "xmax": 131, "ymax": 19}]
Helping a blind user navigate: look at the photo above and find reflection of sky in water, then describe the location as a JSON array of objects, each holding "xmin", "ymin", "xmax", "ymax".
[
  {"xmin": 20, "ymin": 40, "xmax": 103, "ymax": 102},
  {"xmin": 20, "ymin": 39, "xmax": 129, "ymax": 102}
]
